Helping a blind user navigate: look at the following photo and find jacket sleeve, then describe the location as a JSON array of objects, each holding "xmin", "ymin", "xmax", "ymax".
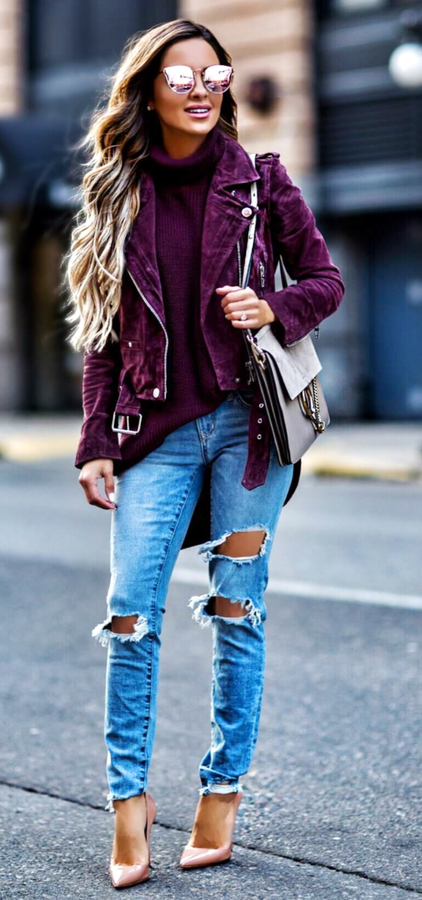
[
  {"xmin": 74, "ymin": 334, "xmax": 123, "ymax": 469},
  {"xmin": 261, "ymin": 158, "xmax": 345, "ymax": 345}
]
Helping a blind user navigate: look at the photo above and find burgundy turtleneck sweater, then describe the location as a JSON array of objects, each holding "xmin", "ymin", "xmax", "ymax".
[{"xmin": 114, "ymin": 124, "xmax": 235, "ymax": 472}]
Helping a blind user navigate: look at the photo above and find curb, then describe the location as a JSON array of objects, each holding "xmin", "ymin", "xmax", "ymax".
[
  {"xmin": 302, "ymin": 459, "xmax": 422, "ymax": 483},
  {"xmin": 0, "ymin": 437, "xmax": 78, "ymax": 463},
  {"xmin": 1, "ymin": 431, "xmax": 422, "ymax": 484}
]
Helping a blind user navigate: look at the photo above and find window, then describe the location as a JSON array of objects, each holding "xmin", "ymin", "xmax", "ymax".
[
  {"xmin": 28, "ymin": 0, "xmax": 178, "ymax": 72},
  {"xmin": 332, "ymin": 0, "xmax": 386, "ymax": 10}
]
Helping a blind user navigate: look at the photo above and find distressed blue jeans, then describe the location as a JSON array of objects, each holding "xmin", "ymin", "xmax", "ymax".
[{"xmin": 92, "ymin": 388, "xmax": 294, "ymax": 811}]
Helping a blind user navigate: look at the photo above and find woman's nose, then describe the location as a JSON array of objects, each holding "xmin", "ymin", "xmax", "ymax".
[{"xmin": 190, "ymin": 71, "xmax": 208, "ymax": 97}]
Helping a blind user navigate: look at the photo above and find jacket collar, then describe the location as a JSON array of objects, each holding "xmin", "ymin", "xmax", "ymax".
[
  {"xmin": 211, "ymin": 129, "xmax": 260, "ymax": 188},
  {"xmin": 124, "ymin": 130, "xmax": 261, "ymax": 325}
]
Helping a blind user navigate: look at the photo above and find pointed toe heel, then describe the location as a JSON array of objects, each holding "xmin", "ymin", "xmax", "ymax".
[
  {"xmin": 179, "ymin": 842, "xmax": 232, "ymax": 869},
  {"xmin": 179, "ymin": 791, "xmax": 242, "ymax": 870},
  {"xmin": 109, "ymin": 792, "xmax": 156, "ymax": 889},
  {"xmin": 109, "ymin": 861, "xmax": 150, "ymax": 889}
]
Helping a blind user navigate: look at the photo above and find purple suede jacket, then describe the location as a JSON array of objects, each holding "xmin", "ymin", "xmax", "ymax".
[{"xmin": 75, "ymin": 129, "xmax": 345, "ymax": 546}]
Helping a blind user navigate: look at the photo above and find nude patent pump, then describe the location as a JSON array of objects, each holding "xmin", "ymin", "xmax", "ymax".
[
  {"xmin": 179, "ymin": 791, "xmax": 243, "ymax": 869},
  {"xmin": 109, "ymin": 792, "xmax": 156, "ymax": 889}
]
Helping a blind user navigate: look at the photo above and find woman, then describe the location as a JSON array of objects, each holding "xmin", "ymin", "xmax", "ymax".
[{"xmin": 67, "ymin": 18, "xmax": 345, "ymax": 889}]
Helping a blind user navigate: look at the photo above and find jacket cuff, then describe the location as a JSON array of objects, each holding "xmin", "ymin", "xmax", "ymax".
[
  {"xmin": 75, "ymin": 436, "xmax": 123, "ymax": 470},
  {"xmin": 262, "ymin": 289, "xmax": 309, "ymax": 346}
]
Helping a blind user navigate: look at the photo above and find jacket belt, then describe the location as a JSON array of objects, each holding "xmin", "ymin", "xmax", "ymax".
[{"xmin": 114, "ymin": 377, "xmax": 143, "ymax": 417}]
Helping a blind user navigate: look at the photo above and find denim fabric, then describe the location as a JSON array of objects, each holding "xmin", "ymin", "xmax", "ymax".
[{"xmin": 92, "ymin": 389, "xmax": 294, "ymax": 810}]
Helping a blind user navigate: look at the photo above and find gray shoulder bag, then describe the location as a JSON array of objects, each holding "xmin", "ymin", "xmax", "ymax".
[{"xmin": 239, "ymin": 153, "xmax": 330, "ymax": 466}]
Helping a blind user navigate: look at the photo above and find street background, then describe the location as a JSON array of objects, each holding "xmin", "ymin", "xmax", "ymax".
[
  {"xmin": 1, "ymin": 438, "xmax": 421, "ymax": 899},
  {"xmin": 1, "ymin": 1, "xmax": 422, "ymax": 898}
]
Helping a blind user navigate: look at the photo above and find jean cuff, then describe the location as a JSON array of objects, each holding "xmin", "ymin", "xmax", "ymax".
[{"xmin": 199, "ymin": 781, "xmax": 244, "ymax": 797}]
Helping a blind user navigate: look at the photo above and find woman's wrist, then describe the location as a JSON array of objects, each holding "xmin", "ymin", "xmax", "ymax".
[{"xmin": 260, "ymin": 298, "xmax": 276, "ymax": 325}]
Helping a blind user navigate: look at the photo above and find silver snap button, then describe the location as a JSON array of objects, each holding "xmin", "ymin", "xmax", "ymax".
[
  {"xmin": 258, "ymin": 402, "xmax": 264, "ymax": 408},
  {"xmin": 235, "ymin": 377, "xmax": 240, "ymax": 383},
  {"xmin": 128, "ymin": 341, "xmax": 132, "ymax": 348},
  {"xmin": 257, "ymin": 418, "xmax": 262, "ymax": 424},
  {"xmin": 257, "ymin": 433, "xmax": 262, "ymax": 440},
  {"xmin": 242, "ymin": 207, "xmax": 252, "ymax": 218},
  {"xmin": 153, "ymin": 387, "xmax": 160, "ymax": 398}
]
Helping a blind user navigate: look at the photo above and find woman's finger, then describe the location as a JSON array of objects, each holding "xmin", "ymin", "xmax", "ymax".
[
  {"xmin": 230, "ymin": 316, "xmax": 260, "ymax": 328},
  {"xmin": 218, "ymin": 286, "xmax": 250, "ymax": 308},
  {"xmin": 79, "ymin": 468, "xmax": 116, "ymax": 510},
  {"xmin": 104, "ymin": 468, "xmax": 116, "ymax": 505},
  {"xmin": 224, "ymin": 299, "xmax": 259, "ymax": 315}
]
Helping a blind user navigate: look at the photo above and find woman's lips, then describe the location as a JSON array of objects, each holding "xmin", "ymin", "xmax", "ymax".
[{"xmin": 184, "ymin": 108, "xmax": 211, "ymax": 118}]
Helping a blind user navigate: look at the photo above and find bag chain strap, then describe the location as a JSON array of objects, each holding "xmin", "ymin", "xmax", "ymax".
[{"xmin": 298, "ymin": 379, "xmax": 326, "ymax": 433}]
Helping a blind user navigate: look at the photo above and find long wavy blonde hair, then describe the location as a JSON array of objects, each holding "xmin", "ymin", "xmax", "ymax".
[{"xmin": 65, "ymin": 18, "xmax": 238, "ymax": 353}]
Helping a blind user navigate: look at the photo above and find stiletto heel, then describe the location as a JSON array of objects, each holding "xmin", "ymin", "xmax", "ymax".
[
  {"xmin": 179, "ymin": 791, "xmax": 242, "ymax": 869},
  {"xmin": 109, "ymin": 792, "xmax": 156, "ymax": 889}
]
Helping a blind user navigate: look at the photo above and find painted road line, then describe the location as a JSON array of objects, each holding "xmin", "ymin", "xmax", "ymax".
[{"xmin": 172, "ymin": 566, "xmax": 422, "ymax": 612}]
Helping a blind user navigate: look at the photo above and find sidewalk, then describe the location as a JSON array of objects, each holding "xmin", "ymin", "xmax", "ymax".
[{"xmin": 0, "ymin": 412, "xmax": 421, "ymax": 481}]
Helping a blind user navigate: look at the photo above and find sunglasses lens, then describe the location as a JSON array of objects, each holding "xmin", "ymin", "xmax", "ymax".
[
  {"xmin": 203, "ymin": 65, "xmax": 233, "ymax": 93},
  {"xmin": 163, "ymin": 65, "xmax": 233, "ymax": 94},
  {"xmin": 163, "ymin": 66, "xmax": 194, "ymax": 93}
]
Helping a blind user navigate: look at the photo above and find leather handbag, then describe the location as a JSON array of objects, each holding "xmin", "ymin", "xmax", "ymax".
[{"xmin": 239, "ymin": 153, "xmax": 330, "ymax": 466}]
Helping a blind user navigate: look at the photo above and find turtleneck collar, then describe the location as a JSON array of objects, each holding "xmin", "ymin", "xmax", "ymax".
[{"xmin": 145, "ymin": 124, "xmax": 226, "ymax": 185}]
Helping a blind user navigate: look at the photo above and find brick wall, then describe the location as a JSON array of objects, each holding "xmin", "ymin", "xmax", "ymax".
[
  {"xmin": 0, "ymin": 0, "xmax": 23, "ymax": 115},
  {"xmin": 180, "ymin": 0, "xmax": 316, "ymax": 177},
  {"xmin": 0, "ymin": 1, "xmax": 24, "ymax": 408}
]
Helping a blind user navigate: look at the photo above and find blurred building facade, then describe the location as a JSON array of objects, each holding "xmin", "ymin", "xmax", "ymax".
[
  {"xmin": 0, "ymin": 0, "xmax": 421, "ymax": 418},
  {"xmin": 315, "ymin": 0, "xmax": 422, "ymax": 419},
  {"xmin": 0, "ymin": 0, "xmax": 23, "ymax": 408}
]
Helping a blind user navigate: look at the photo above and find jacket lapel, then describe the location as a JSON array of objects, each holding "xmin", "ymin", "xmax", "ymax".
[
  {"xmin": 124, "ymin": 170, "xmax": 166, "ymax": 324},
  {"xmin": 199, "ymin": 136, "xmax": 261, "ymax": 324}
]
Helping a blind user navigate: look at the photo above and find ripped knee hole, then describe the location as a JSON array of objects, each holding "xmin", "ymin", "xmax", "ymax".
[
  {"xmin": 110, "ymin": 615, "xmax": 139, "ymax": 634},
  {"xmin": 198, "ymin": 526, "xmax": 270, "ymax": 564},
  {"xmin": 92, "ymin": 613, "xmax": 149, "ymax": 647},
  {"xmin": 206, "ymin": 596, "xmax": 246, "ymax": 618},
  {"xmin": 215, "ymin": 529, "xmax": 267, "ymax": 559}
]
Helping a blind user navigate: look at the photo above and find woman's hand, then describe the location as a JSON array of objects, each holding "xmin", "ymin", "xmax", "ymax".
[
  {"xmin": 78, "ymin": 458, "xmax": 117, "ymax": 510},
  {"xmin": 216, "ymin": 285, "xmax": 275, "ymax": 329}
]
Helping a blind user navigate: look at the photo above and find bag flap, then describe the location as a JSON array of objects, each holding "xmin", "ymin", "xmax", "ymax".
[{"xmin": 255, "ymin": 325, "xmax": 322, "ymax": 399}]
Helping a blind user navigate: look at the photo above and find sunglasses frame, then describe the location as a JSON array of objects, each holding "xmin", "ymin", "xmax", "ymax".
[{"xmin": 158, "ymin": 64, "xmax": 234, "ymax": 94}]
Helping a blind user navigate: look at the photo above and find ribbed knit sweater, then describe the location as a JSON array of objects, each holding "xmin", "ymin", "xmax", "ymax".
[{"xmin": 114, "ymin": 124, "xmax": 233, "ymax": 471}]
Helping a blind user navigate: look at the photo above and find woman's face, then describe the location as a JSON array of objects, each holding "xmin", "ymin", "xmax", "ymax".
[{"xmin": 149, "ymin": 37, "xmax": 225, "ymax": 142}]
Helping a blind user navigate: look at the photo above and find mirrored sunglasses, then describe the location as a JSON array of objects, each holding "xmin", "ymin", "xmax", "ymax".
[{"xmin": 159, "ymin": 64, "xmax": 234, "ymax": 94}]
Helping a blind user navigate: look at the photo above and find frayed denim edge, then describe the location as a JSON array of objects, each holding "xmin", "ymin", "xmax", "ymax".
[
  {"xmin": 188, "ymin": 593, "xmax": 262, "ymax": 628},
  {"xmin": 92, "ymin": 614, "xmax": 149, "ymax": 647},
  {"xmin": 197, "ymin": 525, "xmax": 271, "ymax": 564},
  {"xmin": 199, "ymin": 781, "xmax": 244, "ymax": 796}
]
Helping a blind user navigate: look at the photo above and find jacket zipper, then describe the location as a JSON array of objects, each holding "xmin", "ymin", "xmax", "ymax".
[
  {"xmin": 237, "ymin": 240, "xmax": 257, "ymax": 385},
  {"xmin": 259, "ymin": 260, "xmax": 265, "ymax": 290},
  {"xmin": 236, "ymin": 241, "xmax": 242, "ymax": 285},
  {"xmin": 126, "ymin": 268, "xmax": 169, "ymax": 398}
]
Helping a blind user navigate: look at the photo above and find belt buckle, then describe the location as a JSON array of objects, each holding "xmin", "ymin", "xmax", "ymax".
[{"xmin": 111, "ymin": 412, "xmax": 142, "ymax": 434}]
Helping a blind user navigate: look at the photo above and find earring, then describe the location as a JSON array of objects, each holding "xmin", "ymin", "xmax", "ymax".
[{"xmin": 147, "ymin": 105, "xmax": 152, "ymax": 111}]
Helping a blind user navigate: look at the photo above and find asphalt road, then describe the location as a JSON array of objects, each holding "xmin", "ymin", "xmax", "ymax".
[{"xmin": 1, "ymin": 456, "xmax": 421, "ymax": 899}]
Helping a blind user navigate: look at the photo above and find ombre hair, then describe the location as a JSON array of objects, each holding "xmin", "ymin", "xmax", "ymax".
[{"xmin": 65, "ymin": 18, "xmax": 237, "ymax": 353}]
